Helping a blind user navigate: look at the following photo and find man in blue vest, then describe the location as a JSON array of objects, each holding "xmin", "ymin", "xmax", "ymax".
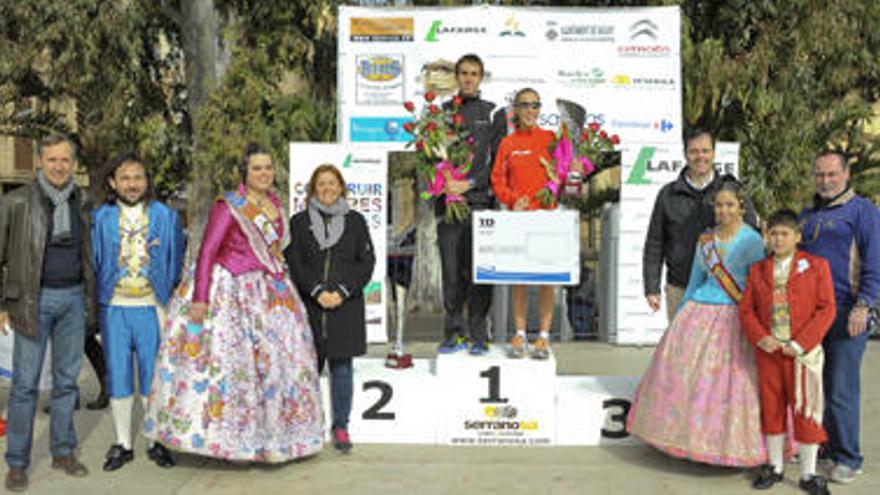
[
  {"xmin": 92, "ymin": 153, "xmax": 184, "ymax": 471},
  {"xmin": 799, "ymin": 151, "xmax": 880, "ymax": 485}
]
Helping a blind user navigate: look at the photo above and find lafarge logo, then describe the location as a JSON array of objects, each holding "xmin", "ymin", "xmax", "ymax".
[
  {"xmin": 545, "ymin": 21, "xmax": 614, "ymax": 42},
  {"xmin": 617, "ymin": 18, "xmax": 671, "ymax": 58},
  {"xmin": 626, "ymin": 146, "xmax": 736, "ymax": 185},
  {"xmin": 425, "ymin": 20, "xmax": 487, "ymax": 42}
]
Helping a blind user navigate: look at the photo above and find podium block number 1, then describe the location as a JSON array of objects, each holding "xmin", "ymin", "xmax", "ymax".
[
  {"xmin": 362, "ymin": 380, "xmax": 396, "ymax": 420},
  {"xmin": 479, "ymin": 366, "xmax": 508, "ymax": 404}
]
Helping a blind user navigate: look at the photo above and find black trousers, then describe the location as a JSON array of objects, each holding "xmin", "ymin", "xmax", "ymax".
[
  {"xmin": 85, "ymin": 331, "xmax": 107, "ymax": 392},
  {"xmin": 437, "ymin": 217, "xmax": 493, "ymax": 343}
]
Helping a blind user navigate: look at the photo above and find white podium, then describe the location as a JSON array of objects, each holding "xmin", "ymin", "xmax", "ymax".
[
  {"xmin": 436, "ymin": 347, "xmax": 556, "ymax": 446},
  {"xmin": 332, "ymin": 358, "xmax": 438, "ymax": 444},
  {"xmin": 328, "ymin": 356, "xmax": 638, "ymax": 446}
]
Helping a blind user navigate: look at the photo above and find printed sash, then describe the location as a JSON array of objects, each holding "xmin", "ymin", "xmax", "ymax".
[
  {"xmin": 699, "ymin": 232, "xmax": 744, "ymax": 303},
  {"xmin": 221, "ymin": 188, "xmax": 290, "ymax": 276}
]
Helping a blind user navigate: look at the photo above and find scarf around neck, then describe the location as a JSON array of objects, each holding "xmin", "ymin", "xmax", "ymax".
[
  {"xmin": 308, "ymin": 196, "xmax": 349, "ymax": 250},
  {"xmin": 36, "ymin": 169, "xmax": 76, "ymax": 241}
]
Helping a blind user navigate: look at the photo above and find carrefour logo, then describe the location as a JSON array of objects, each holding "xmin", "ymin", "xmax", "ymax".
[
  {"xmin": 611, "ymin": 118, "xmax": 674, "ymax": 133},
  {"xmin": 656, "ymin": 119, "xmax": 674, "ymax": 132},
  {"xmin": 358, "ymin": 56, "xmax": 402, "ymax": 82}
]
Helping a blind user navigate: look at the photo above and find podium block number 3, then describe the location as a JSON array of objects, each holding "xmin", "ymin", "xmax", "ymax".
[
  {"xmin": 601, "ymin": 398, "xmax": 631, "ymax": 438},
  {"xmin": 362, "ymin": 380, "xmax": 396, "ymax": 420},
  {"xmin": 479, "ymin": 366, "xmax": 508, "ymax": 404}
]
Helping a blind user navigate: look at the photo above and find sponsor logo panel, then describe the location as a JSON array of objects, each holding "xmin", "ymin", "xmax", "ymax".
[
  {"xmin": 498, "ymin": 13, "xmax": 526, "ymax": 37},
  {"xmin": 556, "ymin": 67, "xmax": 607, "ymax": 88},
  {"xmin": 610, "ymin": 73, "xmax": 676, "ymax": 91},
  {"xmin": 349, "ymin": 117, "xmax": 412, "ymax": 142},
  {"xmin": 425, "ymin": 20, "xmax": 488, "ymax": 42},
  {"xmin": 350, "ymin": 17, "xmax": 414, "ymax": 42},
  {"xmin": 545, "ymin": 20, "xmax": 614, "ymax": 42},
  {"xmin": 611, "ymin": 117, "xmax": 675, "ymax": 134},
  {"xmin": 617, "ymin": 18, "xmax": 672, "ymax": 58},
  {"xmin": 356, "ymin": 55, "xmax": 405, "ymax": 105}
]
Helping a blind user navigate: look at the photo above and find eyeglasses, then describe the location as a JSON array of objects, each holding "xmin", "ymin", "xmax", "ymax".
[{"xmin": 514, "ymin": 101, "xmax": 541, "ymax": 110}]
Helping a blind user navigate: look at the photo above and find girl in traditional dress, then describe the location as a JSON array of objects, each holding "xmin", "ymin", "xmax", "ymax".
[
  {"xmin": 143, "ymin": 143, "xmax": 323, "ymax": 463},
  {"xmin": 627, "ymin": 177, "xmax": 772, "ymax": 466}
]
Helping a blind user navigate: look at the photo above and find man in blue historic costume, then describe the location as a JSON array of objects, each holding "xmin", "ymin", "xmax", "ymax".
[{"xmin": 91, "ymin": 153, "xmax": 184, "ymax": 470}]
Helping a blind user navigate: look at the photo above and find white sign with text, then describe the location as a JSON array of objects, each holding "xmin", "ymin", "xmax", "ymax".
[{"xmin": 473, "ymin": 210, "xmax": 581, "ymax": 286}]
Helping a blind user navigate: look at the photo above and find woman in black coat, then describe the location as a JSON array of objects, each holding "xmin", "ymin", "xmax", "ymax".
[{"xmin": 284, "ymin": 163, "xmax": 375, "ymax": 454}]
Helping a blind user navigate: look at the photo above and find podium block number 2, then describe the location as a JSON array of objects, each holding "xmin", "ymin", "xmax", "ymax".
[
  {"xmin": 362, "ymin": 380, "xmax": 396, "ymax": 420},
  {"xmin": 479, "ymin": 366, "xmax": 508, "ymax": 404}
]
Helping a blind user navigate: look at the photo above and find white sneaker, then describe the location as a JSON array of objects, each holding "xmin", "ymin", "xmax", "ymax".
[{"xmin": 830, "ymin": 464, "xmax": 863, "ymax": 484}]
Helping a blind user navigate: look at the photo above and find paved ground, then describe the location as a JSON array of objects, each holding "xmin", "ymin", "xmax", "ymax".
[{"xmin": 1, "ymin": 340, "xmax": 877, "ymax": 494}]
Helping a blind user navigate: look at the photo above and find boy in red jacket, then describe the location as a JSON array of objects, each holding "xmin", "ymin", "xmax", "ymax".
[{"xmin": 740, "ymin": 209, "xmax": 836, "ymax": 495}]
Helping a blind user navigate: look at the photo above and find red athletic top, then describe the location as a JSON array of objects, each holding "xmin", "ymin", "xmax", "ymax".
[{"xmin": 491, "ymin": 127, "xmax": 556, "ymax": 210}]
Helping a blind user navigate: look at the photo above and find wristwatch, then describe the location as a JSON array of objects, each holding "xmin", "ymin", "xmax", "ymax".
[{"xmin": 854, "ymin": 298, "xmax": 870, "ymax": 309}]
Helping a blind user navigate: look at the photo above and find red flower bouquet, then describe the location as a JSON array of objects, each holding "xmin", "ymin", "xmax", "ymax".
[
  {"xmin": 403, "ymin": 92, "xmax": 475, "ymax": 222},
  {"xmin": 535, "ymin": 121, "xmax": 620, "ymax": 207}
]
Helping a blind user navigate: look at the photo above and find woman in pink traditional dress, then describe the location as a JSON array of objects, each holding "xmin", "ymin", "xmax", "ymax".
[
  {"xmin": 143, "ymin": 143, "xmax": 323, "ymax": 463},
  {"xmin": 627, "ymin": 177, "xmax": 773, "ymax": 467}
]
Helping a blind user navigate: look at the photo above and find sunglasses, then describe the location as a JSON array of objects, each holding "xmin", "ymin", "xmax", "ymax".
[{"xmin": 514, "ymin": 101, "xmax": 542, "ymax": 110}]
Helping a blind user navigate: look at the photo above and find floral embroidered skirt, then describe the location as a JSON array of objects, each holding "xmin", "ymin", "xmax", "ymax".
[
  {"xmin": 626, "ymin": 301, "xmax": 768, "ymax": 467},
  {"xmin": 144, "ymin": 265, "xmax": 323, "ymax": 462}
]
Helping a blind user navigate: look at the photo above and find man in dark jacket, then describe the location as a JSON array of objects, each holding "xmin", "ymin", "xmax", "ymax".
[
  {"xmin": 642, "ymin": 129, "xmax": 757, "ymax": 321},
  {"xmin": 1, "ymin": 134, "xmax": 94, "ymax": 491},
  {"xmin": 436, "ymin": 54, "xmax": 506, "ymax": 356}
]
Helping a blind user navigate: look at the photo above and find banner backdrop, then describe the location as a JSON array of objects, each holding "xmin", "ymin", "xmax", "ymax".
[
  {"xmin": 289, "ymin": 143, "xmax": 388, "ymax": 343},
  {"xmin": 338, "ymin": 5, "xmax": 682, "ymax": 146},
  {"xmin": 615, "ymin": 142, "xmax": 741, "ymax": 345}
]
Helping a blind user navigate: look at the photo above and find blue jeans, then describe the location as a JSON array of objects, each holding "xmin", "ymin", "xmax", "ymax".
[
  {"xmin": 5, "ymin": 286, "xmax": 86, "ymax": 469},
  {"xmin": 319, "ymin": 357, "xmax": 353, "ymax": 431},
  {"xmin": 823, "ymin": 311, "xmax": 870, "ymax": 470}
]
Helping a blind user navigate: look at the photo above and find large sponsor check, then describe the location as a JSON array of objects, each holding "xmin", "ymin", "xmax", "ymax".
[{"xmin": 473, "ymin": 210, "xmax": 580, "ymax": 285}]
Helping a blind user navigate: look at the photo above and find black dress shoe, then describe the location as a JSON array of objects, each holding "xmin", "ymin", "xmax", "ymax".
[
  {"xmin": 86, "ymin": 392, "xmax": 110, "ymax": 410},
  {"xmin": 103, "ymin": 444, "xmax": 134, "ymax": 472},
  {"xmin": 148, "ymin": 443, "xmax": 176, "ymax": 468},
  {"xmin": 799, "ymin": 475, "xmax": 831, "ymax": 495},
  {"xmin": 753, "ymin": 464, "xmax": 784, "ymax": 490}
]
